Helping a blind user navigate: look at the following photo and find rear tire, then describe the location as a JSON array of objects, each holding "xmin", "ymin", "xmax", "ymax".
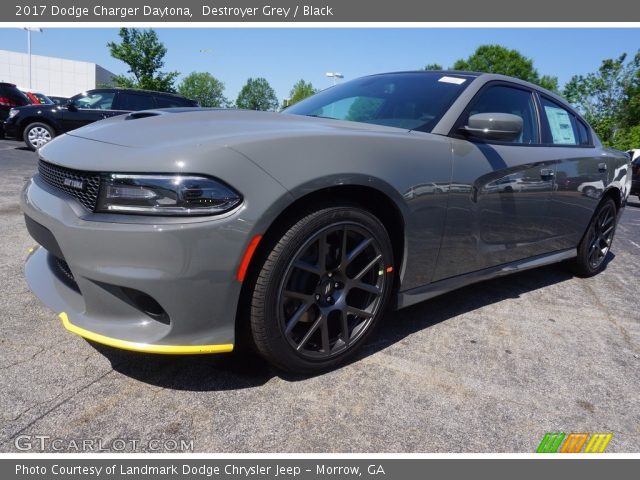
[
  {"xmin": 23, "ymin": 122, "xmax": 54, "ymax": 151},
  {"xmin": 572, "ymin": 198, "xmax": 617, "ymax": 277},
  {"xmin": 249, "ymin": 206, "xmax": 394, "ymax": 374}
]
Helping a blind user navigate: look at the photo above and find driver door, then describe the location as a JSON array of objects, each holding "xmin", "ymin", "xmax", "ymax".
[{"xmin": 61, "ymin": 91, "xmax": 121, "ymax": 133}]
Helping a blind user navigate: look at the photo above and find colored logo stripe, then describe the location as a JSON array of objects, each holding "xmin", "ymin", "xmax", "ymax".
[
  {"xmin": 560, "ymin": 433, "xmax": 589, "ymax": 453},
  {"xmin": 536, "ymin": 433, "xmax": 566, "ymax": 453},
  {"xmin": 584, "ymin": 433, "xmax": 613, "ymax": 453}
]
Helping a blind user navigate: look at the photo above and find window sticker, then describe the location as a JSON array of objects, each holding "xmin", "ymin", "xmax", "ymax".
[
  {"xmin": 544, "ymin": 106, "xmax": 576, "ymax": 144},
  {"xmin": 438, "ymin": 76, "xmax": 466, "ymax": 85}
]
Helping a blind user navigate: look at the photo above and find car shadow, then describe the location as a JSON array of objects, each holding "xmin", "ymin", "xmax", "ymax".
[
  {"xmin": 0, "ymin": 138, "xmax": 31, "ymax": 151},
  {"xmin": 93, "ymin": 259, "xmax": 603, "ymax": 391}
]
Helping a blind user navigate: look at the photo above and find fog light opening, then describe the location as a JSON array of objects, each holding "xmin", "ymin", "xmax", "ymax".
[{"xmin": 120, "ymin": 287, "xmax": 170, "ymax": 325}]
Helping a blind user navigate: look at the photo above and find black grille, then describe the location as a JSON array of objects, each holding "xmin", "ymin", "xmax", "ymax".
[
  {"xmin": 38, "ymin": 160, "xmax": 101, "ymax": 211},
  {"xmin": 47, "ymin": 254, "xmax": 80, "ymax": 293},
  {"xmin": 56, "ymin": 257, "xmax": 75, "ymax": 282}
]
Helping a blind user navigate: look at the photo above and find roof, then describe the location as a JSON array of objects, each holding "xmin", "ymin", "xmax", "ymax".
[{"xmin": 87, "ymin": 87, "xmax": 190, "ymax": 99}]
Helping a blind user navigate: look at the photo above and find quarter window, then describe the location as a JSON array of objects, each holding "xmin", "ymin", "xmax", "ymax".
[
  {"xmin": 465, "ymin": 85, "xmax": 539, "ymax": 144},
  {"xmin": 575, "ymin": 118, "xmax": 591, "ymax": 146}
]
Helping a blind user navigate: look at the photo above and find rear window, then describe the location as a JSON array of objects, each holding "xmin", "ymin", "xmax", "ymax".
[
  {"xmin": 0, "ymin": 85, "xmax": 31, "ymax": 106},
  {"xmin": 285, "ymin": 72, "xmax": 472, "ymax": 132}
]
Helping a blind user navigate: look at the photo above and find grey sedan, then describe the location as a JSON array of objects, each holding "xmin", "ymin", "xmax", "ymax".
[{"xmin": 21, "ymin": 71, "xmax": 631, "ymax": 373}]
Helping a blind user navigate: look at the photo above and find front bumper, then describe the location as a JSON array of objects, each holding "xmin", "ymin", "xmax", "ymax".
[
  {"xmin": 3, "ymin": 118, "xmax": 19, "ymax": 138},
  {"xmin": 21, "ymin": 175, "xmax": 255, "ymax": 353}
]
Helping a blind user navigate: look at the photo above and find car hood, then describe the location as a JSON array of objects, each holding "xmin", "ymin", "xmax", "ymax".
[{"xmin": 65, "ymin": 108, "xmax": 409, "ymax": 148}]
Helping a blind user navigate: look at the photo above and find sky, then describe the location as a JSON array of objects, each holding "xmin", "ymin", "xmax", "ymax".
[{"xmin": 0, "ymin": 28, "xmax": 638, "ymax": 101}]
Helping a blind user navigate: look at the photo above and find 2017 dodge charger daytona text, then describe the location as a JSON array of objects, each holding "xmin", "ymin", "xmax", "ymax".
[{"xmin": 21, "ymin": 71, "xmax": 631, "ymax": 373}]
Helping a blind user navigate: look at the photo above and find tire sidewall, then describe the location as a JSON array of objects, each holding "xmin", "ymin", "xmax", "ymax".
[
  {"xmin": 24, "ymin": 122, "xmax": 54, "ymax": 151},
  {"xmin": 575, "ymin": 198, "xmax": 617, "ymax": 277}
]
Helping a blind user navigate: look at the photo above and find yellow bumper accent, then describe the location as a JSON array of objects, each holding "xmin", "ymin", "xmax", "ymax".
[{"xmin": 58, "ymin": 312, "xmax": 234, "ymax": 354}]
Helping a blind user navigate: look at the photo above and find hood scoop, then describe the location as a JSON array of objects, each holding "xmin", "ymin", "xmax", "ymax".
[{"xmin": 125, "ymin": 110, "xmax": 166, "ymax": 121}]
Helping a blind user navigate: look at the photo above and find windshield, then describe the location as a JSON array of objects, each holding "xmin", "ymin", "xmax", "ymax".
[
  {"xmin": 285, "ymin": 72, "xmax": 472, "ymax": 132},
  {"xmin": 34, "ymin": 93, "xmax": 53, "ymax": 105}
]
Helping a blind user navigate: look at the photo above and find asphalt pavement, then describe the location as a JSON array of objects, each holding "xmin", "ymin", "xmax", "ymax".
[{"xmin": 0, "ymin": 138, "xmax": 638, "ymax": 453}]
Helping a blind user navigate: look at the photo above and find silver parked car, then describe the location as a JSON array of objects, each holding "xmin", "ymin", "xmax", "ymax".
[{"xmin": 22, "ymin": 71, "xmax": 631, "ymax": 373}]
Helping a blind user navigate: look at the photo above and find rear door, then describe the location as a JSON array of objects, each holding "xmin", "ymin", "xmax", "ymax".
[
  {"xmin": 538, "ymin": 95, "xmax": 614, "ymax": 249},
  {"xmin": 433, "ymin": 82, "xmax": 558, "ymax": 280}
]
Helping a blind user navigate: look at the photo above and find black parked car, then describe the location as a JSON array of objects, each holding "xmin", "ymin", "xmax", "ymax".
[
  {"xmin": 0, "ymin": 82, "xmax": 32, "ymax": 138},
  {"xmin": 4, "ymin": 88, "xmax": 198, "ymax": 150}
]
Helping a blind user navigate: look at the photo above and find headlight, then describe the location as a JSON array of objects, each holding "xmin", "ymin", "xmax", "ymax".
[
  {"xmin": 96, "ymin": 174, "xmax": 242, "ymax": 216},
  {"xmin": 8, "ymin": 108, "xmax": 19, "ymax": 119}
]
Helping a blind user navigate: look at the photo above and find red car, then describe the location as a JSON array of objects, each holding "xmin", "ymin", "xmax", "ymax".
[{"xmin": 21, "ymin": 90, "xmax": 53, "ymax": 105}]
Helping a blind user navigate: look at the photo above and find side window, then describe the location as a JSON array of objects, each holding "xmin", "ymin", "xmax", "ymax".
[
  {"xmin": 155, "ymin": 96, "xmax": 189, "ymax": 108},
  {"xmin": 118, "ymin": 92, "xmax": 155, "ymax": 111},
  {"xmin": 465, "ymin": 85, "xmax": 539, "ymax": 144},
  {"xmin": 540, "ymin": 97, "xmax": 590, "ymax": 145},
  {"xmin": 72, "ymin": 92, "xmax": 115, "ymax": 110}
]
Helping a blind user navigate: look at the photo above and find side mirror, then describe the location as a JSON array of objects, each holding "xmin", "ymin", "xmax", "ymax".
[
  {"xmin": 460, "ymin": 113, "xmax": 523, "ymax": 141},
  {"xmin": 66, "ymin": 101, "xmax": 77, "ymax": 112}
]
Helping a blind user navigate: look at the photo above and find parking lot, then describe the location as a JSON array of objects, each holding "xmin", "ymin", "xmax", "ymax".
[{"xmin": 0, "ymin": 137, "xmax": 638, "ymax": 453}]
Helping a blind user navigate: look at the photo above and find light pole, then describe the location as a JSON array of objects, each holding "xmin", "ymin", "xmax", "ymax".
[
  {"xmin": 24, "ymin": 27, "xmax": 42, "ymax": 90},
  {"xmin": 325, "ymin": 72, "xmax": 344, "ymax": 86}
]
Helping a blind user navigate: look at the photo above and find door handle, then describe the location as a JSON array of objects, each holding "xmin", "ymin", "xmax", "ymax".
[
  {"xmin": 540, "ymin": 168, "xmax": 555, "ymax": 178},
  {"xmin": 598, "ymin": 163, "xmax": 608, "ymax": 173}
]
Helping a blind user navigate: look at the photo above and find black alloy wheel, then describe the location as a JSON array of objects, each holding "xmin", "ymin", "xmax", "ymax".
[
  {"xmin": 249, "ymin": 206, "xmax": 394, "ymax": 374},
  {"xmin": 573, "ymin": 198, "xmax": 617, "ymax": 277}
]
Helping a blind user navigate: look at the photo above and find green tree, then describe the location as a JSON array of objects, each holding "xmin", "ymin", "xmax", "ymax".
[
  {"xmin": 619, "ymin": 52, "xmax": 640, "ymax": 129},
  {"xmin": 107, "ymin": 28, "xmax": 178, "ymax": 92},
  {"xmin": 286, "ymin": 79, "xmax": 318, "ymax": 107},
  {"xmin": 424, "ymin": 63, "xmax": 443, "ymax": 71},
  {"xmin": 236, "ymin": 77, "xmax": 279, "ymax": 111},
  {"xmin": 177, "ymin": 72, "xmax": 228, "ymax": 107},
  {"xmin": 613, "ymin": 125, "xmax": 640, "ymax": 151},
  {"xmin": 452, "ymin": 45, "xmax": 559, "ymax": 92},
  {"xmin": 563, "ymin": 52, "xmax": 640, "ymax": 147}
]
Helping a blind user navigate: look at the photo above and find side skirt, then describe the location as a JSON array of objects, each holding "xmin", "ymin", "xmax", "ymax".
[{"xmin": 396, "ymin": 248, "xmax": 577, "ymax": 310}]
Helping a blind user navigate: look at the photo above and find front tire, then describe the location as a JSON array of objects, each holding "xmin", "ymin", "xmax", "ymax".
[
  {"xmin": 572, "ymin": 198, "xmax": 617, "ymax": 277},
  {"xmin": 249, "ymin": 206, "xmax": 394, "ymax": 374},
  {"xmin": 23, "ymin": 122, "xmax": 54, "ymax": 150}
]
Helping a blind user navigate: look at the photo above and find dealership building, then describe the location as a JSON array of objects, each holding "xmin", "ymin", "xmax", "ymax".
[{"xmin": 0, "ymin": 49, "xmax": 115, "ymax": 97}]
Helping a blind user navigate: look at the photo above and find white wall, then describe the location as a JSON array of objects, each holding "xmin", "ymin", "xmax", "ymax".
[{"xmin": 0, "ymin": 50, "xmax": 115, "ymax": 97}]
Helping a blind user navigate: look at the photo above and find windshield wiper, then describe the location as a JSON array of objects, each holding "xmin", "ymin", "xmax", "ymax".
[{"xmin": 304, "ymin": 114, "xmax": 337, "ymax": 120}]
